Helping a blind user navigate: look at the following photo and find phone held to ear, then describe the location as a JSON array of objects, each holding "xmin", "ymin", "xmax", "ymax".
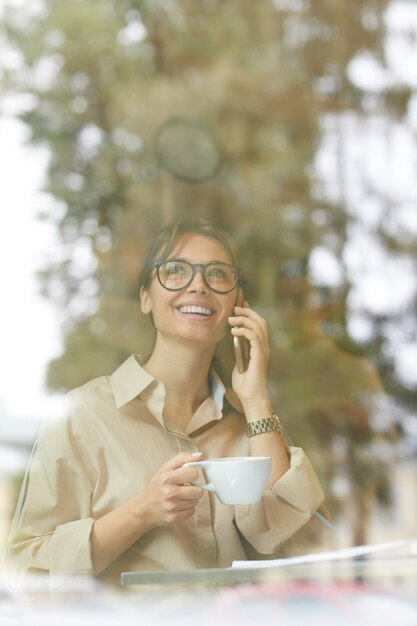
[
  {"xmin": 233, "ymin": 290, "xmax": 250, "ymax": 373},
  {"xmin": 234, "ymin": 335, "xmax": 250, "ymax": 373}
]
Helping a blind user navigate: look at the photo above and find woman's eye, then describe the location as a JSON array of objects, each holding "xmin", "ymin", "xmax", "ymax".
[
  {"xmin": 207, "ymin": 266, "xmax": 226, "ymax": 279},
  {"xmin": 165, "ymin": 262, "xmax": 186, "ymax": 276}
]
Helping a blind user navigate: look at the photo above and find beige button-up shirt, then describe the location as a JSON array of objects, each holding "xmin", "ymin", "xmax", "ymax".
[{"xmin": 6, "ymin": 355, "xmax": 324, "ymax": 585}]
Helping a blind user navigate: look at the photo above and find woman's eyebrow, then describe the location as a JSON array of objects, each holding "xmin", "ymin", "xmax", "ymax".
[{"xmin": 166, "ymin": 257, "xmax": 228, "ymax": 264}]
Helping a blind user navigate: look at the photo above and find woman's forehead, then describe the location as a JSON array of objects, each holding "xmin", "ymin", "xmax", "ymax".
[{"xmin": 166, "ymin": 233, "xmax": 232, "ymax": 262}]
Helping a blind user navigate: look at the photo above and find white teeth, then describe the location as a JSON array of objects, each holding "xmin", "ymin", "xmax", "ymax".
[{"xmin": 179, "ymin": 305, "xmax": 213, "ymax": 316}]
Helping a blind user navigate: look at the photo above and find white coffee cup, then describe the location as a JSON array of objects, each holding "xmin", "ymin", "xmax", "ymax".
[{"xmin": 183, "ymin": 456, "xmax": 271, "ymax": 505}]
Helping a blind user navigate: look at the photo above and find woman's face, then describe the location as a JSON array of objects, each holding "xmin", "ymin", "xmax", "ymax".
[{"xmin": 140, "ymin": 233, "xmax": 238, "ymax": 347}]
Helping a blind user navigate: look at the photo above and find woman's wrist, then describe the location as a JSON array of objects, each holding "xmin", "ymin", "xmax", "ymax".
[
  {"xmin": 241, "ymin": 398, "xmax": 274, "ymax": 423},
  {"xmin": 127, "ymin": 490, "xmax": 156, "ymax": 535}
]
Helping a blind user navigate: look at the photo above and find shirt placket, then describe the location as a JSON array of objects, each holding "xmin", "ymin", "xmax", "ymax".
[{"xmin": 145, "ymin": 383, "xmax": 221, "ymax": 568}]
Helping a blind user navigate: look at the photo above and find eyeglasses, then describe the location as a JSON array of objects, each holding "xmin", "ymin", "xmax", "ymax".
[{"xmin": 153, "ymin": 259, "xmax": 241, "ymax": 293}]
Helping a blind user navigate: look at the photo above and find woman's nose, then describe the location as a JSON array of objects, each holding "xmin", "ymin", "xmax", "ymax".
[{"xmin": 186, "ymin": 267, "xmax": 209, "ymax": 294}]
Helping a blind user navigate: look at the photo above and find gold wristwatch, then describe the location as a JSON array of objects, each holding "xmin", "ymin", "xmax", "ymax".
[{"xmin": 245, "ymin": 414, "xmax": 282, "ymax": 438}]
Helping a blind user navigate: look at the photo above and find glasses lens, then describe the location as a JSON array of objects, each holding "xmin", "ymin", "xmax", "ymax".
[
  {"xmin": 158, "ymin": 260, "xmax": 192, "ymax": 290},
  {"xmin": 205, "ymin": 263, "xmax": 238, "ymax": 292}
]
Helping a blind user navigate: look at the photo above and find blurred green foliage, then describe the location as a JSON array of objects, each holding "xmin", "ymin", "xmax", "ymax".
[{"xmin": 2, "ymin": 0, "xmax": 415, "ymax": 544}]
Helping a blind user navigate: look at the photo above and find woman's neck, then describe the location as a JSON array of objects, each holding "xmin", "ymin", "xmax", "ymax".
[{"xmin": 143, "ymin": 338, "xmax": 215, "ymax": 428}]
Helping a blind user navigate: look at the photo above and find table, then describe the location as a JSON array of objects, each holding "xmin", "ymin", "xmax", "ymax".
[{"xmin": 121, "ymin": 540, "xmax": 417, "ymax": 588}]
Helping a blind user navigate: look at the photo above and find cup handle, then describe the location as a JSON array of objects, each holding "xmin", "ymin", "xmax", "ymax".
[
  {"xmin": 194, "ymin": 481, "xmax": 216, "ymax": 492},
  {"xmin": 182, "ymin": 461, "xmax": 216, "ymax": 492}
]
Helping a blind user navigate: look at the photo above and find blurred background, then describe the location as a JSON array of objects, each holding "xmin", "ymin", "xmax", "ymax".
[{"xmin": 0, "ymin": 0, "xmax": 416, "ymax": 558}]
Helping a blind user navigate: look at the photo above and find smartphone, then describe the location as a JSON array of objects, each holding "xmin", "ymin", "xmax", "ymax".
[{"xmin": 233, "ymin": 289, "xmax": 250, "ymax": 373}]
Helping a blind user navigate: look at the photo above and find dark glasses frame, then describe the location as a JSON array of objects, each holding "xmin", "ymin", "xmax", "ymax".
[{"xmin": 153, "ymin": 260, "xmax": 241, "ymax": 294}]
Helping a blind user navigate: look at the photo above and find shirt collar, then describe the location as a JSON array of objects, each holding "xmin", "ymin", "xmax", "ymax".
[
  {"xmin": 110, "ymin": 355, "xmax": 156, "ymax": 409},
  {"xmin": 110, "ymin": 354, "xmax": 240, "ymax": 414},
  {"xmin": 209, "ymin": 369, "xmax": 226, "ymax": 412}
]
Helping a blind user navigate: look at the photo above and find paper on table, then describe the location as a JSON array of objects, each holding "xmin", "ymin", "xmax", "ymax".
[{"xmin": 232, "ymin": 539, "xmax": 411, "ymax": 569}]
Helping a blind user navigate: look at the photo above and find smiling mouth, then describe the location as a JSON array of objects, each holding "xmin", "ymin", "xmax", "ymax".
[{"xmin": 178, "ymin": 305, "xmax": 214, "ymax": 317}]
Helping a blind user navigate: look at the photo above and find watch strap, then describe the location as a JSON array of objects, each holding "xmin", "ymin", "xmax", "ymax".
[{"xmin": 245, "ymin": 414, "xmax": 282, "ymax": 438}]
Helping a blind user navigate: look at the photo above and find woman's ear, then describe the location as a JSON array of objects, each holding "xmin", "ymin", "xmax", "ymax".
[{"xmin": 140, "ymin": 286, "xmax": 152, "ymax": 314}]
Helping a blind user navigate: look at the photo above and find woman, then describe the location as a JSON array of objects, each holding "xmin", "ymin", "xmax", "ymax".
[{"xmin": 5, "ymin": 219, "xmax": 325, "ymax": 586}]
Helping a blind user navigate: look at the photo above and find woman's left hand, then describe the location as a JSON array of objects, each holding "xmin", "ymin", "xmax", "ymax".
[{"xmin": 229, "ymin": 302, "xmax": 270, "ymax": 405}]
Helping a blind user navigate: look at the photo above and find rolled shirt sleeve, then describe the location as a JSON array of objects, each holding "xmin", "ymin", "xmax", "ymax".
[
  {"xmin": 47, "ymin": 518, "xmax": 94, "ymax": 576},
  {"xmin": 235, "ymin": 446, "xmax": 325, "ymax": 554},
  {"xmin": 5, "ymin": 416, "xmax": 95, "ymax": 578}
]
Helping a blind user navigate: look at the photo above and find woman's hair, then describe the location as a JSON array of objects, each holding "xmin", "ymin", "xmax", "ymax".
[{"xmin": 139, "ymin": 219, "xmax": 243, "ymax": 289}]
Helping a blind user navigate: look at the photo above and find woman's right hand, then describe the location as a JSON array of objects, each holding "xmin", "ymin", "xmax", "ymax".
[
  {"xmin": 138, "ymin": 451, "xmax": 204, "ymax": 529},
  {"xmin": 91, "ymin": 451, "xmax": 204, "ymax": 575}
]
